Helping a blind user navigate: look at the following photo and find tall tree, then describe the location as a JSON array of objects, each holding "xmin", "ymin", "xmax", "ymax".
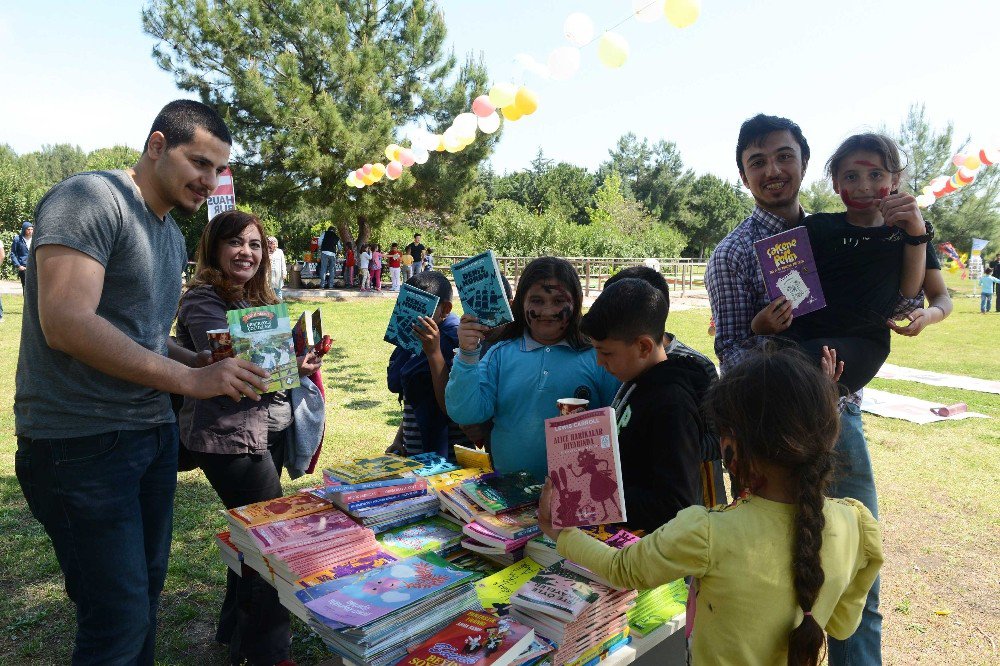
[
  {"xmin": 143, "ymin": 0, "xmax": 497, "ymax": 246},
  {"xmin": 683, "ymin": 174, "xmax": 752, "ymax": 258},
  {"xmin": 537, "ymin": 162, "xmax": 594, "ymax": 225},
  {"xmin": 599, "ymin": 133, "xmax": 693, "ymax": 226},
  {"xmin": 800, "ymin": 181, "xmax": 842, "ymax": 214}
]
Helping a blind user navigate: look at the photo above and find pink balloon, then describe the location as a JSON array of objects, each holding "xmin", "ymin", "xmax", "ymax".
[
  {"xmin": 386, "ymin": 161, "xmax": 403, "ymax": 179},
  {"xmin": 354, "ymin": 168, "xmax": 365, "ymax": 180},
  {"xmin": 472, "ymin": 95, "xmax": 495, "ymax": 118},
  {"xmin": 362, "ymin": 163, "xmax": 373, "ymax": 175},
  {"xmin": 399, "ymin": 149, "xmax": 416, "ymax": 167},
  {"xmin": 952, "ymin": 154, "xmax": 966, "ymax": 167}
]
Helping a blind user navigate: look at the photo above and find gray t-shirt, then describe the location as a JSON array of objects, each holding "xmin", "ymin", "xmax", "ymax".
[{"xmin": 14, "ymin": 170, "xmax": 187, "ymax": 438}]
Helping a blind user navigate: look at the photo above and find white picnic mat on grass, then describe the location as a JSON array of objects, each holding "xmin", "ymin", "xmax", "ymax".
[
  {"xmin": 875, "ymin": 363, "xmax": 1000, "ymax": 394},
  {"xmin": 861, "ymin": 388, "xmax": 989, "ymax": 424}
]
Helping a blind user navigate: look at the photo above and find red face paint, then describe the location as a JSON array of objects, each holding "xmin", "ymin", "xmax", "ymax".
[
  {"xmin": 853, "ymin": 160, "xmax": 879, "ymax": 167},
  {"xmin": 878, "ymin": 186, "xmax": 889, "ymax": 199},
  {"xmin": 840, "ymin": 190, "xmax": 874, "ymax": 210}
]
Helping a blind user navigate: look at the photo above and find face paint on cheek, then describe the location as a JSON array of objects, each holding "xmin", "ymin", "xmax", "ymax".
[
  {"xmin": 556, "ymin": 306, "xmax": 572, "ymax": 322},
  {"xmin": 878, "ymin": 186, "xmax": 889, "ymax": 199},
  {"xmin": 840, "ymin": 189, "xmax": 875, "ymax": 210},
  {"xmin": 526, "ymin": 309, "xmax": 541, "ymax": 321}
]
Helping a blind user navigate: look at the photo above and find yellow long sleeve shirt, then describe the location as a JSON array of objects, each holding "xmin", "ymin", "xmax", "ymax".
[{"xmin": 556, "ymin": 494, "xmax": 882, "ymax": 666}]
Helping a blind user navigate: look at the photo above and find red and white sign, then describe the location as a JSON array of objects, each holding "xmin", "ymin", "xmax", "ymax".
[{"xmin": 207, "ymin": 167, "xmax": 236, "ymax": 221}]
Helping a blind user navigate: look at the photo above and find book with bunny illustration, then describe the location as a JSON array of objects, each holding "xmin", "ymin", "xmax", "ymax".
[{"xmin": 544, "ymin": 407, "xmax": 626, "ymax": 528}]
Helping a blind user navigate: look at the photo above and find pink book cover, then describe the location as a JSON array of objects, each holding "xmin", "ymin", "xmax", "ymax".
[
  {"xmin": 544, "ymin": 407, "xmax": 626, "ymax": 528},
  {"xmin": 462, "ymin": 522, "xmax": 537, "ymax": 552},
  {"xmin": 249, "ymin": 508, "xmax": 363, "ymax": 554}
]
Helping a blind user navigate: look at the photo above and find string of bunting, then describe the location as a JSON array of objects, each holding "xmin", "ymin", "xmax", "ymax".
[
  {"xmin": 344, "ymin": 0, "xmax": 703, "ymax": 189},
  {"xmin": 916, "ymin": 147, "xmax": 999, "ymax": 208}
]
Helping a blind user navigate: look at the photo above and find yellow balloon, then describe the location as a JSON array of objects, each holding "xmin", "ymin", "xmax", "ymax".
[
  {"xmin": 371, "ymin": 163, "xmax": 386, "ymax": 178},
  {"xmin": 501, "ymin": 105, "xmax": 523, "ymax": 121},
  {"xmin": 597, "ymin": 32, "xmax": 629, "ymax": 69},
  {"xmin": 488, "ymin": 83, "xmax": 516, "ymax": 109},
  {"xmin": 664, "ymin": 0, "xmax": 700, "ymax": 28},
  {"xmin": 435, "ymin": 136, "xmax": 446, "ymax": 152},
  {"xmin": 964, "ymin": 155, "xmax": 982, "ymax": 171},
  {"xmin": 362, "ymin": 173, "xmax": 377, "ymax": 185},
  {"xmin": 345, "ymin": 175, "xmax": 356, "ymax": 187},
  {"xmin": 514, "ymin": 87, "xmax": 539, "ymax": 116},
  {"xmin": 384, "ymin": 144, "xmax": 400, "ymax": 161}
]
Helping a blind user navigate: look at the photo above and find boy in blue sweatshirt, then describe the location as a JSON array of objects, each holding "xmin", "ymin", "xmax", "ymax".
[
  {"xmin": 386, "ymin": 271, "xmax": 470, "ymax": 457},
  {"xmin": 581, "ymin": 278, "xmax": 705, "ymax": 532},
  {"xmin": 979, "ymin": 268, "xmax": 1000, "ymax": 313}
]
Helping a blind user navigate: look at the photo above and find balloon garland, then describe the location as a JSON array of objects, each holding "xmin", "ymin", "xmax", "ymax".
[
  {"xmin": 344, "ymin": 0, "xmax": 703, "ymax": 189},
  {"xmin": 915, "ymin": 147, "xmax": 1000, "ymax": 208}
]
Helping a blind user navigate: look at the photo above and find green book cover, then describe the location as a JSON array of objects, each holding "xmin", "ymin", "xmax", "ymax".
[
  {"xmin": 226, "ymin": 303, "xmax": 299, "ymax": 394},
  {"xmin": 474, "ymin": 556, "xmax": 543, "ymax": 612}
]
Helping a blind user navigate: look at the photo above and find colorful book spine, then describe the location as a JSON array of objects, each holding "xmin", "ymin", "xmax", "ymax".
[
  {"xmin": 752, "ymin": 225, "xmax": 826, "ymax": 316},
  {"xmin": 450, "ymin": 250, "xmax": 514, "ymax": 329},
  {"xmin": 462, "ymin": 522, "xmax": 537, "ymax": 552},
  {"xmin": 328, "ymin": 478, "xmax": 427, "ymax": 503},
  {"xmin": 322, "ymin": 476, "xmax": 415, "ymax": 493},
  {"xmin": 544, "ymin": 407, "xmax": 626, "ymax": 528},
  {"xmin": 384, "ymin": 282, "xmax": 440, "ymax": 354},
  {"xmin": 341, "ymin": 489, "xmax": 427, "ymax": 511}
]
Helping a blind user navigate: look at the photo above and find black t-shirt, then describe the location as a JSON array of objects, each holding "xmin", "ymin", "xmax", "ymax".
[
  {"xmin": 790, "ymin": 212, "xmax": 940, "ymax": 340},
  {"xmin": 406, "ymin": 242, "xmax": 425, "ymax": 262}
]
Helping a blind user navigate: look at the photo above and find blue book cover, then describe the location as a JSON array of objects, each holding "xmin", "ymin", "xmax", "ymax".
[
  {"xmin": 344, "ymin": 489, "xmax": 427, "ymax": 511},
  {"xmin": 451, "ymin": 250, "xmax": 514, "ymax": 328},
  {"xmin": 384, "ymin": 283, "xmax": 440, "ymax": 354},
  {"xmin": 321, "ymin": 476, "xmax": 415, "ymax": 494},
  {"xmin": 303, "ymin": 553, "xmax": 476, "ymax": 627},
  {"xmin": 409, "ymin": 452, "xmax": 461, "ymax": 477}
]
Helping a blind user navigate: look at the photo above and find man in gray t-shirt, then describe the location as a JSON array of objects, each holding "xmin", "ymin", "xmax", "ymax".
[{"xmin": 13, "ymin": 100, "xmax": 267, "ymax": 665}]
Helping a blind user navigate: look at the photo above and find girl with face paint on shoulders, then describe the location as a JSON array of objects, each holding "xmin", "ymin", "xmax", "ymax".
[
  {"xmin": 751, "ymin": 133, "xmax": 949, "ymax": 395},
  {"xmin": 446, "ymin": 257, "xmax": 621, "ymax": 480}
]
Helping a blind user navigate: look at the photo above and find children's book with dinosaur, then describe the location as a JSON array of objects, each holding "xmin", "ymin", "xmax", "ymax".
[
  {"xmin": 227, "ymin": 303, "xmax": 300, "ymax": 393},
  {"xmin": 544, "ymin": 407, "xmax": 626, "ymax": 528}
]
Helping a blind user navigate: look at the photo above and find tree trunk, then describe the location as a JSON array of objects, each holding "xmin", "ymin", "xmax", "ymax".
[{"xmin": 337, "ymin": 217, "xmax": 371, "ymax": 248}]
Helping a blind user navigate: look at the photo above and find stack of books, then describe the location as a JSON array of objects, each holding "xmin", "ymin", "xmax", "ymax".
[
  {"xmin": 282, "ymin": 549, "xmax": 400, "ymax": 622},
  {"xmin": 461, "ymin": 506, "xmax": 541, "ymax": 559},
  {"xmin": 325, "ymin": 476, "xmax": 430, "ymax": 514},
  {"xmin": 299, "ymin": 553, "xmax": 484, "ymax": 666},
  {"xmin": 509, "ymin": 560, "xmax": 637, "ymax": 665},
  {"xmin": 628, "ymin": 578, "xmax": 688, "ymax": 639},
  {"xmin": 432, "ymin": 468, "xmax": 495, "ymax": 524},
  {"xmin": 524, "ymin": 524, "xmax": 641, "ymax": 587},
  {"xmin": 214, "ymin": 531, "xmax": 242, "ymax": 574},
  {"xmin": 457, "ymin": 472, "xmax": 543, "ymax": 565},
  {"xmin": 397, "ymin": 609, "xmax": 540, "ymax": 666},
  {"xmin": 376, "ymin": 515, "xmax": 465, "ymax": 559}
]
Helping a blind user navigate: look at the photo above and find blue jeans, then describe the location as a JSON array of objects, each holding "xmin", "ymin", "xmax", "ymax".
[
  {"xmin": 15, "ymin": 424, "xmax": 179, "ymax": 666},
  {"xmin": 827, "ymin": 404, "xmax": 882, "ymax": 665},
  {"xmin": 981, "ymin": 293, "xmax": 992, "ymax": 313},
  {"xmin": 319, "ymin": 252, "xmax": 336, "ymax": 288}
]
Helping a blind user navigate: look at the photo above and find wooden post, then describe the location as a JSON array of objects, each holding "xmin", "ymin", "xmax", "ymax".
[{"xmin": 584, "ymin": 259, "xmax": 591, "ymax": 297}]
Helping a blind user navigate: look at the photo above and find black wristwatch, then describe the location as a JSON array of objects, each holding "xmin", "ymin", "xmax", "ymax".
[{"xmin": 903, "ymin": 221, "xmax": 934, "ymax": 245}]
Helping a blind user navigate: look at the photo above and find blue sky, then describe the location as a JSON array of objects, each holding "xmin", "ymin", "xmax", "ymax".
[{"xmin": 2, "ymin": 0, "xmax": 998, "ymax": 187}]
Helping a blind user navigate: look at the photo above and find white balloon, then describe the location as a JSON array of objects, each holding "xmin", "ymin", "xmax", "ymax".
[
  {"xmin": 477, "ymin": 112, "xmax": 501, "ymax": 134},
  {"xmin": 412, "ymin": 147, "xmax": 430, "ymax": 164},
  {"xmin": 563, "ymin": 12, "xmax": 594, "ymax": 47},
  {"xmin": 632, "ymin": 0, "xmax": 664, "ymax": 23},
  {"xmin": 514, "ymin": 53, "xmax": 550, "ymax": 79},
  {"xmin": 547, "ymin": 47, "xmax": 581, "ymax": 81},
  {"xmin": 915, "ymin": 193, "xmax": 935, "ymax": 208},
  {"xmin": 453, "ymin": 112, "xmax": 479, "ymax": 135}
]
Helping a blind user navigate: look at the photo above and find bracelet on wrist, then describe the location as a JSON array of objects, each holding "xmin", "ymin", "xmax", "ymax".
[{"xmin": 902, "ymin": 221, "xmax": 934, "ymax": 245}]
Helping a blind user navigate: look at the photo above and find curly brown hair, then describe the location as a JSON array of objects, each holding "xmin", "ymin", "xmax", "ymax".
[
  {"xmin": 705, "ymin": 347, "xmax": 840, "ymax": 666},
  {"xmin": 187, "ymin": 210, "xmax": 278, "ymax": 306}
]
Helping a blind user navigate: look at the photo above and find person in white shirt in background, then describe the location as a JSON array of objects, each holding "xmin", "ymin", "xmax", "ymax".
[{"xmin": 267, "ymin": 236, "xmax": 286, "ymax": 301}]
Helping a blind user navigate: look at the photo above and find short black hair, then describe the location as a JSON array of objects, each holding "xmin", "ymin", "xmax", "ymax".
[
  {"xmin": 604, "ymin": 265, "xmax": 669, "ymax": 316},
  {"xmin": 407, "ymin": 270, "xmax": 453, "ymax": 303},
  {"xmin": 427, "ymin": 248, "xmax": 434, "ymax": 253},
  {"xmin": 146, "ymin": 99, "xmax": 232, "ymax": 153},
  {"xmin": 581, "ymin": 279, "xmax": 667, "ymax": 342},
  {"xmin": 736, "ymin": 114, "xmax": 809, "ymax": 176},
  {"xmin": 986, "ymin": 267, "xmax": 994, "ymax": 276}
]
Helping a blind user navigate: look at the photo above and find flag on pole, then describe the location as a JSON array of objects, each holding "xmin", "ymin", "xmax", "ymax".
[
  {"xmin": 207, "ymin": 168, "xmax": 236, "ymax": 221},
  {"xmin": 971, "ymin": 238, "xmax": 989, "ymax": 257}
]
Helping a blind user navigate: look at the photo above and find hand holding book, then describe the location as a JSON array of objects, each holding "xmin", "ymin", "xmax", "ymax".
[
  {"xmin": 536, "ymin": 479, "xmax": 564, "ymax": 544},
  {"xmin": 458, "ymin": 313, "xmax": 490, "ymax": 353}
]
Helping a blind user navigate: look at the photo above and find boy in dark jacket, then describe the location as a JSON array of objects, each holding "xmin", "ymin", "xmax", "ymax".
[
  {"xmin": 386, "ymin": 271, "xmax": 469, "ymax": 458},
  {"xmin": 580, "ymin": 278, "xmax": 704, "ymax": 532}
]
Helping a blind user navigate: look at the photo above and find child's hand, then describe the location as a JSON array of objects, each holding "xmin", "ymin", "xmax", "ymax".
[
  {"xmin": 538, "ymin": 479, "xmax": 564, "ymax": 543},
  {"xmin": 297, "ymin": 350, "xmax": 322, "ymax": 377},
  {"xmin": 878, "ymin": 193, "xmax": 926, "ymax": 237},
  {"xmin": 819, "ymin": 345, "xmax": 844, "ymax": 382},
  {"xmin": 412, "ymin": 316, "xmax": 442, "ymax": 357},
  {"xmin": 751, "ymin": 297, "xmax": 793, "ymax": 334},
  {"xmin": 887, "ymin": 309, "xmax": 933, "ymax": 337},
  {"xmin": 457, "ymin": 314, "xmax": 489, "ymax": 352}
]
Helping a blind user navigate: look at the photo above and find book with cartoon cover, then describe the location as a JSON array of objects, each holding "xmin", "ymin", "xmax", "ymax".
[
  {"xmin": 544, "ymin": 407, "xmax": 626, "ymax": 528},
  {"xmin": 227, "ymin": 303, "xmax": 300, "ymax": 393},
  {"xmin": 461, "ymin": 471, "xmax": 543, "ymax": 516},
  {"xmin": 291, "ymin": 308, "xmax": 329, "ymax": 356},
  {"xmin": 509, "ymin": 560, "xmax": 610, "ymax": 623},
  {"xmin": 224, "ymin": 492, "xmax": 330, "ymax": 529},
  {"xmin": 409, "ymin": 452, "xmax": 461, "ymax": 476},
  {"xmin": 384, "ymin": 282, "xmax": 440, "ymax": 354},
  {"xmin": 326, "ymin": 454, "xmax": 424, "ymax": 484},
  {"xmin": 375, "ymin": 515, "xmax": 464, "ymax": 559},
  {"xmin": 399, "ymin": 609, "xmax": 535, "ymax": 666},
  {"xmin": 451, "ymin": 250, "xmax": 514, "ymax": 329},
  {"xmin": 474, "ymin": 557, "xmax": 543, "ymax": 613},
  {"xmin": 753, "ymin": 226, "xmax": 826, "ymax": 316}
]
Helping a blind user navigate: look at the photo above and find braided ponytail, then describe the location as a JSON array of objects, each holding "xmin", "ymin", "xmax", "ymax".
[{"xmin": 787, "ymin": 454, "xmax": 834, "ymax": 666}]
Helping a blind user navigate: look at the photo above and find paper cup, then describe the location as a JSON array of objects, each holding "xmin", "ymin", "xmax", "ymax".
[
  {"xmin": 206, "ymin": 329, "xmax": 234, "ymax": 362},
  {"xmin": 557, "ymin": 398, "xmax": 589, "ymax": 415}
]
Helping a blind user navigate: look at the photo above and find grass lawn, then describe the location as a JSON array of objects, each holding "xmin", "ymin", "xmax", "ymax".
[{"xmin": 0, "ymin": 279, "xmax": 997, "ymax": 664}]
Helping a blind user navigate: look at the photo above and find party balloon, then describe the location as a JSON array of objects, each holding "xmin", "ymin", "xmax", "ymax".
[
  {"xmin": 386, "ymin": 161, "xmax": 403, "ymax": 180},
  {"xmin": 435, "ymin": 135, "xmax": 446, "ymax": 152},
  {"xmin": 371, "ymin": 163, "xmax": 386, "ymax": 178},
  {"xmin": 354, "ymin": 168, "xmax": 365, "ymax": 180},
  {"xmin": 472, "ymin": 95, "xmax": 494, "ymax": 117},
  {"xmin": 346, "ymin": 174, "xmax": 357, "ymax": 187},
  {"xmin": 362, "ymin": 163, "xmax": 373, "ymax": 175},
  {"xmin": 501, "ymin": 105, "xmax": 523, "ymax": 121},
  {"xmin": 564, "ymin": 12, "xmax": 594, "ymax": 47},
  {"xmin": 478, "ymin": 111, "xmax": 501, "ymax": 134},
  {"xmin": 979, "ymin": 148, "xmax": 997, "ymax": 166},
  {"xmin": 362, "ymin": 173, "xmax": 377, "ymax": 186},
  {"xmin": 454, "ymin": 112, "xmax": 479, "ymax": 135},
  {"xmin": 963, "ymin": 154, "xmax": 982, "ymax": 171},
  {"xmin": 412, "ymin": 147, "xmax": 430, "ymax": 164},
  {"xmin": 915, "ymin": 193, "xmax": 935, "ymax": 208},
  {"xmin": 664, "ymin": 0, "xmax": 700, "ymax": 28},
  {"xmin": 956, "ymin": 167, "xmax": 975, "ymax": 185},
  {"xmin": 598, "ymin": 32, "xmax": 629, "ymax": 68},
  {"xmin": 443, "ymin": 130, "xmax": 464, "ymax": 152},
  {"xmin": 399, "ymin": 148, "xmax": 416, "ymax": 167},
  {"xmin": 547, "ymin": 47, "xmax": 581, "ymax": 81},
  {"xmin": 952, "ymin": 153, "xmax": 966, "ymax": 167},
  {"xmin": 921, "ymin": 185, "xmax": 935, "ymax": 196},
  {"xmin": 384, "ymin": 144, "xmax": 401, "ymax": 161},
  {"xmin": 488, "ymin": 83, "xmax": 517, "ymax": 108},
  {"xmin": 514, "ymin": 87, "xmax": 539, "ymax": 116},
  {"xmin": 633, "ymin": 0, "xmax": 664, "ymax": 23},
  {"xmin": 940, "ymin": 180, "xmax": 957, "ymax": 194}
]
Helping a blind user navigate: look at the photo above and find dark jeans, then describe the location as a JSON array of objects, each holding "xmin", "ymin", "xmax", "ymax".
[
  {"xmin": 15, "ymin": 424, "xmax": 179, "ymax": 666},
  {"xmin": 191, "ymin": 429, "xmax": 290, "ymax": 666}
]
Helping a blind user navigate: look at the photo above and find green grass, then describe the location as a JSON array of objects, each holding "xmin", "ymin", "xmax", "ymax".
[{"xmin": 1, "ymin": 282, "xmax": 998, "ymax": 664}]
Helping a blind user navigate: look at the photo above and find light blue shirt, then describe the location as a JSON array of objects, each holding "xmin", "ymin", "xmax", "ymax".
[
  {"xmin": 979, "ymin": 275, "xmax": 1000, "ymax": 292},
  {"xmin": 445, "ymin": 333, "xmax": 620, "ymax": 479}
]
